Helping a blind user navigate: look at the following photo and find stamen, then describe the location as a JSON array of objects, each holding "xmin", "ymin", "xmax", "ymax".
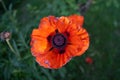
[
  {"xmin": 67, "ymin": 42, "xmax": 72, "ymax": 45},
  {"xmin": 65, "ymin": 32, "xmax": 70, "ymax": 36},
  {"xmin": 47, "ymin": 35, "xmax": 51, "ymax": 42},
  {"xmin": 55, "ymin": 29, "xmax": 59, "ymax": 33},
  {"xmin": 59, "ymin": 49, "xmax": 65, "ymax": 54},
  {"xmin": 49, "ymin": 47, "xmax": 54, "ymax": 51}
]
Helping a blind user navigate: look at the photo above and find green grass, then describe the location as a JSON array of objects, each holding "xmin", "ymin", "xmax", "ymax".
[{"xmin": 0, "ymin": 0, "xmax": 120, "ymax": 80}]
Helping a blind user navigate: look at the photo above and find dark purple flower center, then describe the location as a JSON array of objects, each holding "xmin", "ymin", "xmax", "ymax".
[{"xmin": 52, "ymin": 33, "xmax": 67, "ymax": 48}]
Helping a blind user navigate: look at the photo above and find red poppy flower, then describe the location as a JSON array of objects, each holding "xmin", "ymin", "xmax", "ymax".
[{"xmin": 30, "ymin": 14, "xmax": 89, "ymax": 69}]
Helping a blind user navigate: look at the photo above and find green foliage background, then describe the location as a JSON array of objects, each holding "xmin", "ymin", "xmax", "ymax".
[{"xmin": 0, "ymin": 0, "xmax": 120, "ymax": 80}]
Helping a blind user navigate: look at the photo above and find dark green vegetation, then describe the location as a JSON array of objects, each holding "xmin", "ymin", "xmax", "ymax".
[{"xmin": 0, "ymin": 0, "xmax": 120, "ymax": 80}]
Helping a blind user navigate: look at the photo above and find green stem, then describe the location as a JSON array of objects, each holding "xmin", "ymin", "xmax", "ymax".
[
  {"xmin": 6, "ymin": 39, "xmax": 21, "ymax": 60},
  {"xmin": 0, "ymin": 0, "xmax": 7, "ymax": 11},
  {"xmin": 6, "ymin": 39, "xmax": 16, "ymax": 54}
]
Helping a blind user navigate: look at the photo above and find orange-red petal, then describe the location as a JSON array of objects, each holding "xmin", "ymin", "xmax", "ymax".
[
  {"xmin": 31, "ymin": 29, "xmax": 49, "ymax": 56},
  {"xmin": 65, "ymin": 27, "xmax": 89, "ymax": 56},
  {"xmin": 38, "ymin": 16, "xmax": 57, "ymax": 37},
  {"xmin": 56, "ymin": 16, "xmax": 70, "ymax": 33},
  {"xmin": 36, "ymin": 49, "xmax": 71, "ymax": 69},
  {"xmin": 77, "ymin": 28, "xmax": 89, "ymax": 56},
  {"xmin": 68, "ymin": 14, "xmax": 84, "ymax": 28}
]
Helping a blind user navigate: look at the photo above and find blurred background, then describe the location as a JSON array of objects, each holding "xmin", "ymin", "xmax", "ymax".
[{"xmin": 0, "ymin": 0, "xmax": 120, "ymax": 80}]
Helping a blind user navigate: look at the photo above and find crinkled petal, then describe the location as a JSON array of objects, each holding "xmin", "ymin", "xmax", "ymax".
[
  {"xmin": 31, "ymin": 38, "xmax": 48, "ymax": 56},
  {"xmin": 68, "ymin": 14, "xmax": 84, "ymax": 28},
  {"xmin": 35, "ymin": 49, "xmax": 72, "ymax": 69},
  {"xmin": 38, "ymin": 16, "xmax": 57, "ymax": 37},
  {"xmin": 76, "ymin": 28, "xmax": 89, "ymax": 56},
  {"xmin": 31, "ymin": 29, "xmax": 49, "ymax": 56},
  {"xmin": 66, "ymin": 27, "xmax": 89, "ymax": 56},
  {"xmin": 36, "ymin": 50, "xmax": 60, "ymax": 69},
  {"xmin": 57, "ymin": 16, "xmax": 70, "ymax": 33}
]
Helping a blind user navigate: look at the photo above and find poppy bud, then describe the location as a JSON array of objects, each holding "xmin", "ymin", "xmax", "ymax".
[
  {"xmin": 85, "ymin": 57, "xmax": 93, "ymax": 64},
  {"xmin": 0, "ymin": 31, "xmax": 11, "ymax": 41}
]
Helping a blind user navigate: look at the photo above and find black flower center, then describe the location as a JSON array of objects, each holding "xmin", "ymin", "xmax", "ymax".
[{"xmin": 52, "ymin": 33, "xmax": 67, "ymax": 48}]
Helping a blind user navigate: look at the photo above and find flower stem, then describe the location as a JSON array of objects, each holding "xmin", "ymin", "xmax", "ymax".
[
  {"xmin": 6, "ymin": 39, "xmax": 16, "ymax": 54},
  {"xmin": 0, "ymin": 0, "xmax": 7, "ymax": 11},
  {"xmin": 6, "ymin": 39, "xmax": 21, "ymax": 60}
]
